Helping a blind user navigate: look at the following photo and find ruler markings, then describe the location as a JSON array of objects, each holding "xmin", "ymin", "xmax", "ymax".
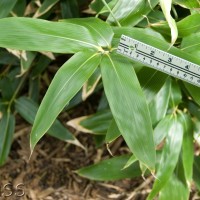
[{"xmin": 117, "ymin": 35, "xmax": 200, "ymax": 87}]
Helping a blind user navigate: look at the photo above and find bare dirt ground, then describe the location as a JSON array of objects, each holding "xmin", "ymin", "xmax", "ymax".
[{"xmin": 0, "ymin": 113, "xmax": 153, "ymax": 200}]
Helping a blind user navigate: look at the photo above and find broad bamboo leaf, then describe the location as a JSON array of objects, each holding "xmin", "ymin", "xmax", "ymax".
[
  {"xmin": 77, "ymin": 155, "xmax": 141, "ymax": 181},
  {"xmin": 31, "ymin": 55, "xmax": 51, "ymax": 77},
  {"xmin": 20, "ymin": 51, "xmax": 36, "ymax": 74},
  {"xmin": 194, "ymin": 119, "xmax": 200, "ymax": 146},
  {"xmin": 106, "ymin": 119, "xmax": 121, "ymax": 143},
  {"xmin": 138, "ymin": 10, "xmax": 165, "ymax": 28},
  {"xmin": 13, "ymin": 0, "xmax": 26, "ymax": 16},
  {"xmin": 98, "ymin": 0, "xmax": 117, "ymax": 15},
  {"xmin": 193, "ymin": 156, "xmax": 200, "ymax": 191},
  {"xmin": 149, "ymin": 78, "xmax": 171, "ymax": 125},
  {"xmin": 181, "ymin": 32, "xmax": 200, "ymax": 57},
  {"xmin": 33, "ymin": 0, "xmax": 59, "ymax": 18},
  {"xmin": 147, "ymin": 113, "xmax": 184, "ymax": 200},
  {"xmin": 0, "ymin": 49, "xmax": 18, "ymax": 65},
  {"xmin": 89, "ymin": 0, "xmax": 112, "ymax": 13},
  {"xmin": 169, "ymin": 80, "xmax": 182, "ymax": 109},
  {"xmin": 15, "ymin": 97, "xmax": 83, "ymax": 148},
  {"xmin": 67, "ymin": 110, "xmax": 112, "ymax": 135},
  {"xmin": 0, "ymin": 68, "xmax": 21, "ymax": 100},
  {"xmin": 160, "ymin": 0, "xmax": 178, "ymax": 45},
  {"xmin": 60, "ymin": 0, "xmax": 79, "ymax": 18},
  {"xmin": 101, "ymin": 54, "xmax": 156, "ymax": 171},
  {"xmin": 154, "ymin": 115, "xmax": 173, "ymax": 146},
  {"xmin": 123, "ymin": 154, "xmax": 138, "ymax": 169},
  {"xmin": 188, "ymin": 101, "xmax": 200, "ymax": 119},
  {"xmin": 173, "ymin": 0, "xmax": 200, "ymax": 9},
  {"xmin": 159, "ymin": 174, "xmax": 189, "ymax": 200},
  {"xmin": 82, "ymin": 68, "xmax": 101, "ymax": 100},
  {"xmin": 80, "ymin": 110, "xmax": 112, "ymax": 135},
  {"xmin": 137, "ymin": 68, "xmax": 168, "ymax": 103},
  {"xmin": 179, "ymin": 113, "xmax": 194, "ymax": 184},
  {"xmin": 61, "ymin": 18, "xmax": 114, "ymax": 48},
  {"xmin": 94, "ymin": 135, "xmax": 105, "ymax": 148},
  {"xmin": 0, "ymin": 0, "xmax": 17, "ymax": 18},
  {"xmin": 107, "ymin": 0, "xmax": 159, "ymax": 26},
  {"xmin": 0, "ymin": 17, "xmax": 100, "ymax": 53},
  {"xmin": 151, "ymin": 13, "xmax": 200, "ymax": 38},
  {"xmin": 177, "ymin": 14, "xmax": 200, "ymax": 37},
  {"xmin": 0, "ymin": 110, "xmax": 15, "ymax": 165},
  {"xmin": 30, "ymin": 51, "xmax": 101, "ymax": 151},
  {"xmin": 184, "ymin": 83, "xmax": 200, "ymax": 106},
  {"xmin": 98, "ymin": 92, "xmax": 109, "ymax": 111}
]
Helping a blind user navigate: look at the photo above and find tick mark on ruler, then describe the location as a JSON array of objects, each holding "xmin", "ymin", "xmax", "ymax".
[{"xmin": 117, "ymin": 35, "xmax": 200, "ymax": 87}]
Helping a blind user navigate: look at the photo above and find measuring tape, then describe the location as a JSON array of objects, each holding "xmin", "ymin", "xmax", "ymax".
[{"xmin": 117, "ymin": 35, "xmax": 200, "ymax": 87}]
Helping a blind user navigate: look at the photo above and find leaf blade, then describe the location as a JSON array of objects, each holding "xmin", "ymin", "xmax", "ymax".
[
  {"xmin": 0, "ymin": 17, "xmax": 100, "ymax": 53},
  {"xmin": 30, "ymin": 51, "xmax": 101, "ymax": 150},
  {"xmin": 107, "ymin": 0, "xmax": 159, "ymax": 26},
  {"xmin": 101, "ymin": 54, "xmax": 156, "ymax": 171},
  {"xmin": 61, "ymin": 18, "xmax": 114, "ymax": 48},
  {"xmin": 77, "ymin": 155, "xmax": 141, "ymax": 181},
  {"xmin": 0, "ymin": 0, "xmax": 17, "ymax": 18},
  {"xmin": 0, "ymin": 110, "xmax": 15, "ymax": 166},
  {"xmin": 147, "ymin": 113, "xmax": 184, "ymax": 200}
]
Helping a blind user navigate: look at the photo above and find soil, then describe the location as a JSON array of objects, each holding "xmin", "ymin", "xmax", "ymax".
[{"xmin": 0, "ymin": 112, "xmax": 153, "ymax": 200}]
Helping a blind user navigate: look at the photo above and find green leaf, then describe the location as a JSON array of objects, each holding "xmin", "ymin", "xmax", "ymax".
[
  {"xmin": 20, "ymin": 51, "xmax": 36, "ymax": 74},
  {"xmin": 193, "ymin": 156, "xmax": 200, "ymax": 191},
  {"xmin": 177, "ymin": 14, "xmax": 200, "ymax": 37},
  {"xmin": 173, "ymin": 0, "xmax": 200, "ymax": 9},
  {"xmin": 137, "ymin": 68, "xmax": 168, "ymax": 104},
  {"xmin": 98, "ymin": 0, "xmax": 117, "ymax": 15},
  {"xmin": 123, "ymin": 154, "xmax": 138, "ymax": 169},
  {"xmin": 34, "ymin": 0, "xmax": 59, "ymax": 18},
  {"xmin": 0, "ymin": 68, "xmax": 21, "ymax": 100},
  {"xmin": 188, "ymin": 101, "xmax": 200, "ymax": 120},
  {"xmin": 67, "ymin": 110, "xmax": 112, "ymax": 135},
  {"xmin": 154, "ymin": 115, "xmax": 173, "ymax": 146},
  {"xmin": 159, "ymin": 174, "xmax": 189, "ymax": 200},
  {"xmin": 160, "ymin": 0, "xmax": 178, "ymax": 45},
  {"xmin": 82, "ymin": 68, "xmax": 101, "ymax": 100},
  {"xmin": 147, "ymin": 113, "xmax": 184, "ymax": 200},
  {"xmin": 60, "ymin": 0, "xmax": 79, "ymax": 18},
  {"xmin": 149, "ymin": 78, "xmax": 171, "ymax": 125},
  {"xmin": 0, "ymin": 0, "xmax": 17, "ymax": 18},
  {"xmin": 184, "ymin": 83, "xmax": 200, "ymax": 106},
  {"xmin": 169, "ymin": 80, "xmax": 182, "ymax": 109},
  {"xmin": 0, "ymin": 17, "xmax": 100, "ymax": 53},
  {"xmin": 15, "ymin": 97, "xmax": 83, "ymax": 146},
  {"xmin": 0, "ymin": 110, "xmax": 15, "ymax": 166},
  {"xmin": 31, "ymin": 54, "xmax": 51, "ymax": 77},
  {"xmin": 138, "ymin": 9, "xmax": 165, "ymax": 28},
  {"xmin": 13, "ymin": 0, "xmax": 26, "ymax": 16},
  {"xmin": 30, "ymin": 51, "xmax": 101, "ymax": 151},
  {"xmin": 152, "ymin": 13, "xmax": 200, "ymax": 38},
  {"xmin": 106, "ymin": 119, "xmax": 121, "ymax": 143},
  {"xmin": 101, "ymin": 54, "xmax": 156, "ymax": 171},
  {"xmin": 107, "ymin": 0, "xmax": 159, "ymax": 26},
  {"xmin": 0, "ymin": 49, "xmax": 19, "ymax": 65},
  {"xmin": 181, "ymin": 32, "xmax": 200, "ymax": 56},
  {"xmin": 179, "ymin": 113, "xmax": 194, "ymax": 184},
  {"xmin": 89, "ymin": 0, "xmax": 112, "ymax": 13},
  {"xmin": 77, "ymin": 155, "xmax": 141, "ymax": 181},
  {"xmin": 61, "ymin": 18, "xmax": 114, "ymax": 48},
  {"xmin": 80, "ymin": 110, "xmax": 112, "ymax": 134}
]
